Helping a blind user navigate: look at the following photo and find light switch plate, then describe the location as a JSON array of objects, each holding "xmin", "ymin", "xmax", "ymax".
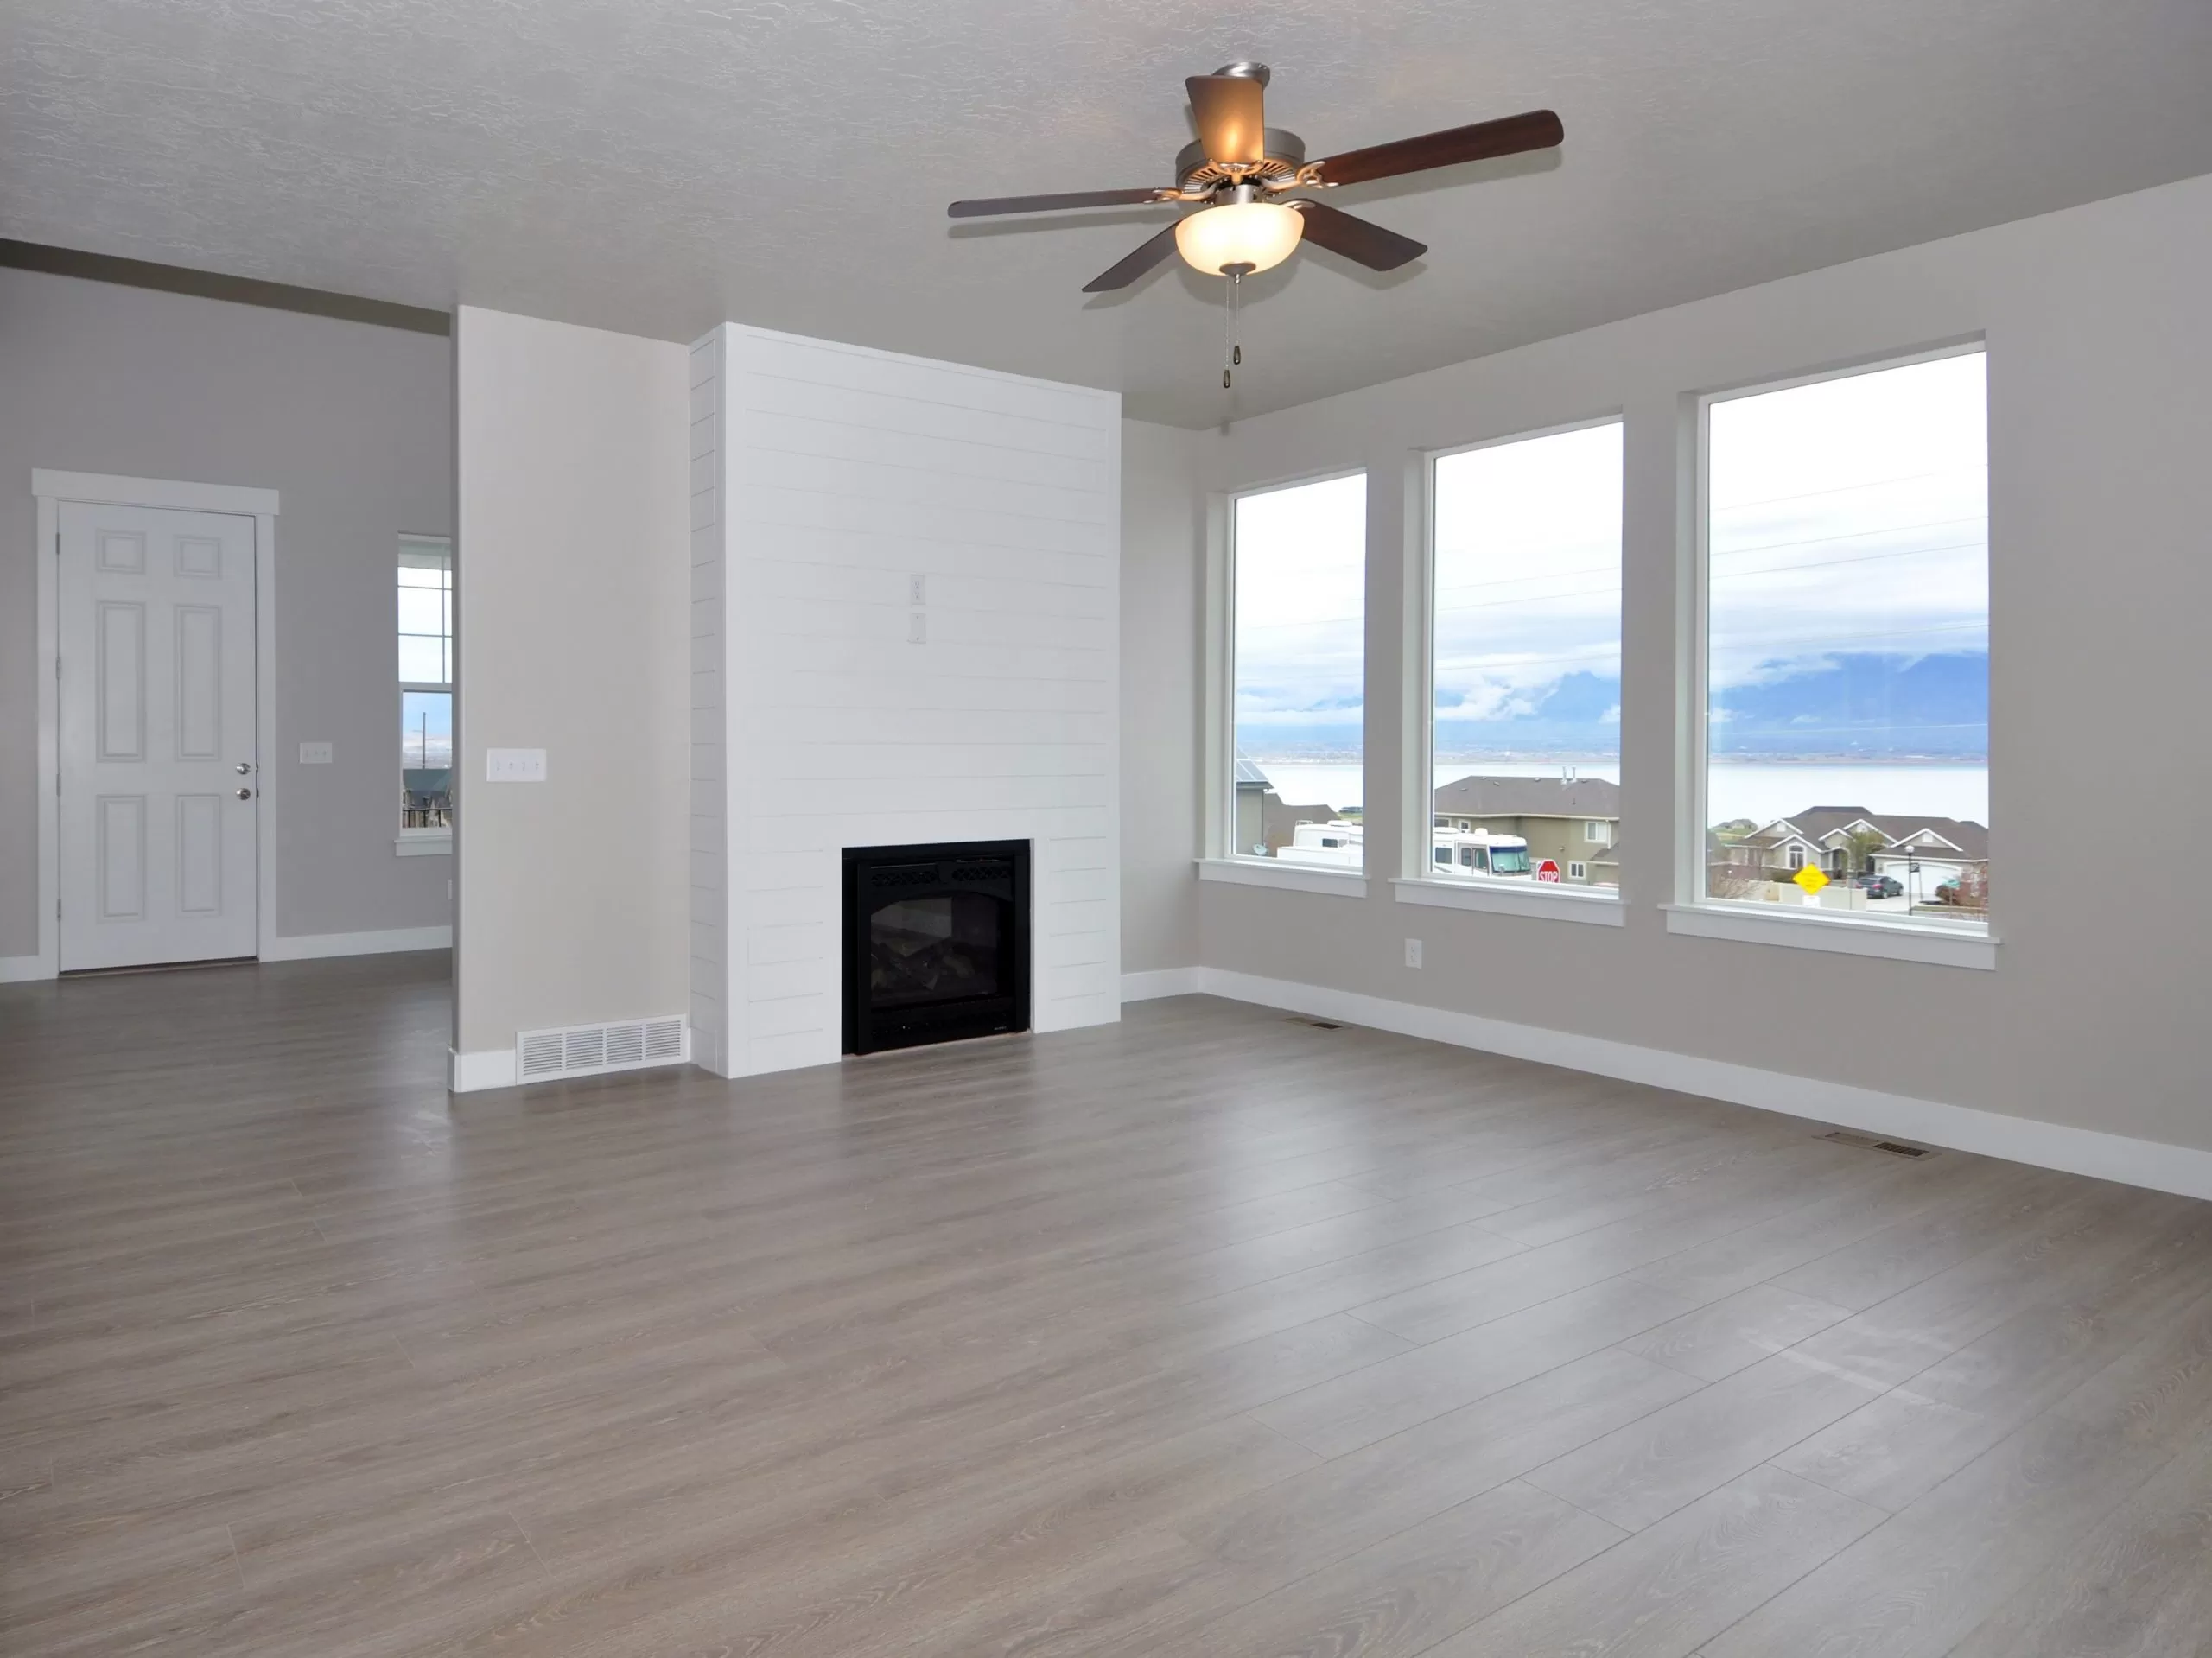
[
  {"xmin": 908, "ymin": 612, "xmax": 926, "ymax": 644},
  {"xmin": 486, "ymin": 747, "xmax": 548, "ymax": 783},
  {"xmin": 298, "ymin": 741, "xmax": 333, "ymax": 765}
]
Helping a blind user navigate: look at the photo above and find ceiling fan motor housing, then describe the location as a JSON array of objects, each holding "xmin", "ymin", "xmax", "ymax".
[{"xmin": 1173, "ymin": 129, "xmax": 1307, "ymax": 193}]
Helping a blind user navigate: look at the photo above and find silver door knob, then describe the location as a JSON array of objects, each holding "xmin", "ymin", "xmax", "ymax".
[
  {"xmin": 235, "ymin": 787, "xmax": 253, "ymax": 800},
  {"xmin": 235, "ymin": 761, "xmax": 251, "ymax": 774}
]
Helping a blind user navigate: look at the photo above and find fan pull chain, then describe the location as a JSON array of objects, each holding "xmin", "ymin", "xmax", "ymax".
[{"xmin": 1222, "ymin": 264, "xmax": 1251, "ymax": 390}]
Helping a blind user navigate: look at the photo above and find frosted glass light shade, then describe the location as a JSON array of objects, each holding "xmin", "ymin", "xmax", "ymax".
[{"xmin": 1174, "ymin": 201, "xmax": 1304, "ymax": 276}]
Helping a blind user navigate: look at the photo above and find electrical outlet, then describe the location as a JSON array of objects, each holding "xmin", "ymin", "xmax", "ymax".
[
  {"xmin": 486, "ymin": 747, "xmax": 548, "ymax": 783},
  {"xmin": 1404, "ymin": 938, "xmax": 1423, "ymax": 969},
  {"xmin": 298, "ymin": 741, "xmax": 333, "ymax": 765},
  {"xmin": 909, "ymin": 573, "xmax": 927, "ymax": 605},
  {"xmin": 908, "ymin": 612, "xmax": 926, "ymax": 644}
]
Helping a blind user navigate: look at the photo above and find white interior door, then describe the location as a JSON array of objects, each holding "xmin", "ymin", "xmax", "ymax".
[{"xmin": 58, "ymin": 501, "xmax": 259, "ymax": 969}]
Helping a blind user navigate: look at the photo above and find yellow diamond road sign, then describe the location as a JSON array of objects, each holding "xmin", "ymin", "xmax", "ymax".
[{"xmin": 1793, "ymin": 864, "xmax": 1830, "ymax": 895}]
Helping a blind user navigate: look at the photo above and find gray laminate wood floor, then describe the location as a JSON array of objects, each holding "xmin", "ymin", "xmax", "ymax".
[{"xmin": 4, "ymin": 952, "xmax": 2210, "ymax": 1656}]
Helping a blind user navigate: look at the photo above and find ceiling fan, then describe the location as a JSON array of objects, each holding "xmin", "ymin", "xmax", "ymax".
[{"xmin": 948, "ymin": 62, "xmax": 1563, "ymax": 295}]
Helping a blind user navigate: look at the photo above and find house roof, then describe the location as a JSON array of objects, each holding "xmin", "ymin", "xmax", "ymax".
[
  {"xmin": 1232, "ymin": 757, "xmax": 1270, "ymax": 786},
  {"xmin": 1748, "ymin": 805, "xmax": 1988, "ymax": 861},
  {"xmin": 1434, "ymin": 774, "xmax": 1622, "ymax": 819}
]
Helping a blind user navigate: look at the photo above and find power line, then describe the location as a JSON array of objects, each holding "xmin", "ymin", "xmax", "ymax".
[
  {"xmin": 1712, "ymin": 512, "xmax": 1986, "ymax": 562},
  {"xmin": 1708, "ymin": 462, "xmax": 1985, "ymax": 516},
  {"xmin": 1709, "ymin": 620, "xmax": 1986, "ymax": 651},
  {"xmin": 1713, "ymin": 537, "xmax": 1987, "ymax": 581}
]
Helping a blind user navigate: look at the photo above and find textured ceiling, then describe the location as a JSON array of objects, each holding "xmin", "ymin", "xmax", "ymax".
[{"xmin": 7, "ymin": 0, "xmax": 2212, "ymax": 426}]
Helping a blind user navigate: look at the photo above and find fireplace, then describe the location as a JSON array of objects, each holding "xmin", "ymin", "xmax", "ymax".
[{"xmin": 842, "ymin": 840, "xmax": 1031, "ymax": 1056}]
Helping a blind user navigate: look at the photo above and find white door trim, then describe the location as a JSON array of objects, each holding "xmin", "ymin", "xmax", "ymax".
[{"xmin": 32, "ymin": 470, "xmax": 281, "ymax": 978}]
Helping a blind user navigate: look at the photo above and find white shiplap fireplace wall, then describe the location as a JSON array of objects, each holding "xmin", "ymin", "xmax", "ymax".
[{"xmin": 689, "ymin": 323, "xmax": 1122, "ymax": 1077}]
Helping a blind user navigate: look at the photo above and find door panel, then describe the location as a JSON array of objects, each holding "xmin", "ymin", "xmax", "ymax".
[
  {"xmin": 175, "ymin": 606, "xmax": 224, "ymax": 759},
  {"xmin": 60, "ymin": 501, "xmax": 257, "ymax": 969},
  {"xmin": 98, "ymin": 796, "xmax": 147, "ymax": 920},
  {"xmin": 98, "ymin": 600, "xmax": 146, "ymax": 760},
  {"xmin": 176, "ymin": 794, "xmax": 224, "ymax": 914}
]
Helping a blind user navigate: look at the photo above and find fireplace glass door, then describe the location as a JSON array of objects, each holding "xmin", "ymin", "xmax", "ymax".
[
  {"xmin": 868, "ymin": 893, "xmax": 1007, "ymax": 1007},
  {"xmin": 842, "ymin": 841, "xmax": 1030, "ymax": 1054}
]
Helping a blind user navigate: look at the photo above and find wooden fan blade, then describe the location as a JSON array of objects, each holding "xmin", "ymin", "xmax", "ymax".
[
  {"xmin": 1311, "ymin": 109, "xmax": 1562, "ymax": 187},
  {"xmin": 1186, "ymin": 74, "xmax": 1267, "ymax": 166},
  {"xmin": 1291, "ymin": 200, "xmax": 1426, "ymax": 271},
  {"xmin": 1082, "ymin": 224, "xmax": 1182, "ymax": 293},
  {"xmin": 948, "ymin": 187, "xmax": 1167, "ymax": 219}
]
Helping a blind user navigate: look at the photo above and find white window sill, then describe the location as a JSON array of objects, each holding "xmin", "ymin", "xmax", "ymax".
[
  {"xmin": 1196, "ymin": 858, "xmax": 1368, "ymax": 899},
  {"xmin": 1392, "ymin": 877, "xmax": 1625, "ymax": 927},
  {"xmin": 396, "ymin": 832, "xmax": 453, "ymax": 858},
  {"xmin": 1662, "ymin": 902, "xmax": 1996, "ymax": 969}
]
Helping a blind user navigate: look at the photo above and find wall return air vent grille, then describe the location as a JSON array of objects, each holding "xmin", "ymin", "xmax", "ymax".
[{"xmin": 515, "ymin": 1016, "xmax": 688, "ymax": 1083}]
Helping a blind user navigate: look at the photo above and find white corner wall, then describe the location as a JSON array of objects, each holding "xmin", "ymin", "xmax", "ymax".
[
  {"xmin": 452, "ymin": 307, "xmax": 690, "ymax": 1071},
  {"xmin": 690, "ymin": 324, "xmax": 1122, "ymax": 1077},
  {"xmin": 1189, "ymin": 170, "xmax": 2212, "ymax": 1159}
]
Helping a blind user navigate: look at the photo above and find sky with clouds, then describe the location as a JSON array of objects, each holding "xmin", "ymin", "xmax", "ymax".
[{"xmin": 1232, "ymin": 351, "xmax": 1988, "ymax": 766}]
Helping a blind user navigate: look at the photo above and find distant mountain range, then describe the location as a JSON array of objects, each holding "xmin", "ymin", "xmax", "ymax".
[
  {"xmin": 1711, "ymin": 651, "xmax": 1987, "ymax": 758},
  {"xmin": 1239, "ymin": 651, "xmax": 1988, "ymax": 761}
]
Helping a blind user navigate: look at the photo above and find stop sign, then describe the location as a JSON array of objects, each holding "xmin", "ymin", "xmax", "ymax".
[{"xmin": 1535, "ymin": 859, "xmax": 1561, "ymax": 882}]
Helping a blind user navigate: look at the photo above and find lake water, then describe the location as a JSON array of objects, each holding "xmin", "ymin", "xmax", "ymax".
[{"xmin": 1252, "ymin": 759, "xmax": 1989, "ymax": 829}]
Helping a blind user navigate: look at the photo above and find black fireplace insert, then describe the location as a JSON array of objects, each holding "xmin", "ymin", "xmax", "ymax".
[{"xmin": 842, "ymin": 840, "xmax": 1030, "ymax": 1055}]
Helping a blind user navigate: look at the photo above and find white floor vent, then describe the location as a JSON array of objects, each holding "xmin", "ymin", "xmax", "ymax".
[{"xmin": 516, "ymin": 1016, "xmax": 688, "ymax": 1083}]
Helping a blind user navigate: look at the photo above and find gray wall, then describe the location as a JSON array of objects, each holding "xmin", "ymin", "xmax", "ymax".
[
  {"xmin": 0, "ymin": 267, "xmax": 454, "ymax": 955},
  {"xmin": 1120, "ymin": 418, "xmax": 1206, "ymax": 975},
  {"xmin": 453, "ymin": 307, "xmax": 690, "ymax": 1056},
  {"xmin": 1196, "ymin": 171, "xmax": 2212, "ymax": 1153}
]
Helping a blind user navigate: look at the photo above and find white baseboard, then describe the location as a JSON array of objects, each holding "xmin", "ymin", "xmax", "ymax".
[
  {"xmin": 263, "ymin": 925, "xmax": 453, "ymax": 962},
  {"xmin": 449, "ymin": 1047, "xmax": 518, "ymax": 1092},
  {"xmin": 2, "ymin": 930, "xmax": 451, "ymax": 979},
  {"xmin": 1176, "ymin": 966, "xmax": 2212, "ymax": 1204},
  {"xmin": 1121, "ymin": 966, "xmax": 1205, "ymax": 1002}
]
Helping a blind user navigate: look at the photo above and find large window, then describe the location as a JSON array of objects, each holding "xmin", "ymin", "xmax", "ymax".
[
  {"xmin": 1428, "ymin": 422, "xmax": 1623, "ymax": 886},
  {"xmin": 1229, "ymin": 474, "xmax": 1366, "ymax": 867},
  {"xmin": 397, "ymin": 535, "xmax": 453, "ymax": 847},
  {"xmin": 1700, "ymin": 348, "xmax": 1987, "ymax": 926}
]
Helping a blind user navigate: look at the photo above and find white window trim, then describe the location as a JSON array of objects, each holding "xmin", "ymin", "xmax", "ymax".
[
  {"xmin": 1568, "ymin": 861, "xmax": 1588, "ymax": 880},
  {"xmin": 1393, "ymin": 877, "xmax": 1624, "ymax": 926},
  {"xmin": 1198, "ymin": 858, "xmax": 1368, "ymax": 899},
  {"xmin": 1664, "ymin": 903, "xmax": 1995, "ymax": 969},
  {"xmin": 1678, "ymin": 338, "xmax": 1991, "ymax": 964},
  {"xmin": 1416, "ymin": 413, "xmax": 1625, "ymax": 895},
  {"xmin": 1205, "ymin": 467, "xmax": 1369, "ymax": 872}
]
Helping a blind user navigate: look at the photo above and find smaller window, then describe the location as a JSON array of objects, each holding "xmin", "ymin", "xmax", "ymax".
[
  {"xmin": 1433, "ymin": 846, "xmax": 1451, "ymax": 866},
  {"xmin": 1788, "ymin": 845, "xmax": 1806, "ymax": 871},
  {"xmin": 1585, "ymin": 820, "xmax": 1611, "ymax": 845},
  {"xmin": 397, "ymin": 536, "xmax": 453, "ymax": 841},
  {"xmin": 1568, "ymin": 861, "xmax": 1588, "ymax": 881}
]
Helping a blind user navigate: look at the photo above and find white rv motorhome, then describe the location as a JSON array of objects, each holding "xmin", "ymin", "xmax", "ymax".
[{"xmin": 1276, "ymin": 820, "xmax": 1532, "ymax": 877}]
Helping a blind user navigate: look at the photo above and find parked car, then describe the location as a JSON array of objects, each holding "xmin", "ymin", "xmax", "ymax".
[{"xmin": 1853, "ymin": 873, "xmax": 1904, "ymax": 898}]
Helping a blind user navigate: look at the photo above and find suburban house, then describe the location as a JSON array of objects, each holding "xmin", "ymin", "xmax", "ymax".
[
  {"xmin": 1232, "ymin": 759, "xmax": 1340, "ymax": 856},
  {"xmin": 1721, "ymin": 806, "xmax": 1992, "ymax": 899},
  {"xmin": 1433, "ymin": 773, "xmax": 1621, "ymax": 882}
]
